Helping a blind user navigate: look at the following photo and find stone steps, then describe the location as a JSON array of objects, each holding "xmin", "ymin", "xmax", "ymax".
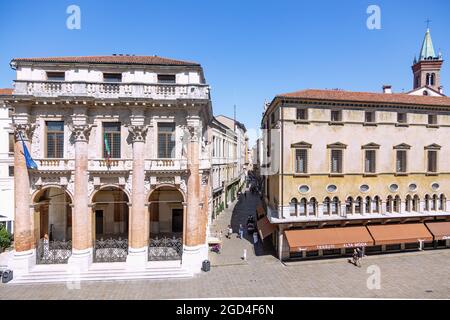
[{"xmin": 9, "ymin": 261, "xmax": 192, "ymax": 284}]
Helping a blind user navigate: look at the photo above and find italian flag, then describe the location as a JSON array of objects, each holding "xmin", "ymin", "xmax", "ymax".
[{"xmin": 104, "ymin": 133, "xmax": 111, "ymax": 160}]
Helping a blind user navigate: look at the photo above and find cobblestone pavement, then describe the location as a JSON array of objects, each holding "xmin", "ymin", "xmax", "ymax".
[{"xmin": 0, "ymin": 190, "xmax": 449, "ymax": 299}]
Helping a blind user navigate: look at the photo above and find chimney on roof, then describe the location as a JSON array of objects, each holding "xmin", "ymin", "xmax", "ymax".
[
  {"xmin": 439, "ymin": 86, "xmax": 444, "ymax": 94},
  {"xmin": 382, "ymin": 85, "xmax": 392, "ymax": 94}
]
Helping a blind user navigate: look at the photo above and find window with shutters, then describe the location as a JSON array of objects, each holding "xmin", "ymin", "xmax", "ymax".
[
  {"xmin": 46, "ymin": 121, "xmax": 64, "ymax": 158},
  {"xmin": 396, "ymin": 150, "xmax": 407, "ymax": 173},
  {"xmin": 103, "ymin": 122, "xmax": 121, "ymax": 159},
  {"xmin": 295, "ymin": 149, "xmax": 308, "ymax": 174},
  {"xmin": 427, "ymin": 150, "xmax": 438, "ymax": 172},
  {"xmin": 364, "ymin": 150, "xmax": 376, "ymax": 173},
  {"xmin": 296, "ymin": 108, "xmax": 308, "ymax": 121},
  {"xmin": 330, "ymin": 149, "xmax": 343, "ymax": 173},
  {"xmin": 9, "ymin": 133, "xmax": 14, "ymax": 154},
  {"xmin": 158, "ymin": 123, "xmax": 176, "ymax": 158}
]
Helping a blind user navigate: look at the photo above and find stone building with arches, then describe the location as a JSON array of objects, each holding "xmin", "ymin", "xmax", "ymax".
[
  {"xmin": 1, "ymin": 55, "xmax": 220, "ymax": 276},
  {"xmin": 260, "ymin": 28, "xmax": 450, "ymax": 260}
]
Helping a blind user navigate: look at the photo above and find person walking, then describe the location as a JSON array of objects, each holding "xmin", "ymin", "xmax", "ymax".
[
  {"xmin": 253, "ymin": 231, "xmax": 259, "ymax": 244},
  {"xmin": 238, "ymin": 224, "xmax": 244, "ymax": 239},
  {"xmin": 227, "ymin": 225, "xmax": 233, "ymax": 239}
]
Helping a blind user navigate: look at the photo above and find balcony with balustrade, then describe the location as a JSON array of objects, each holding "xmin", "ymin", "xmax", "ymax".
[{"xmin": 13, "ymin": 80, "xmax": 210, "ymax": 101}]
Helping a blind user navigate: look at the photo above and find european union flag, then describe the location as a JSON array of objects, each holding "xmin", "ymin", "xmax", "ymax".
[{"xmin": 19, "ymin": 133, "xmax": 38, "ymax": 170}]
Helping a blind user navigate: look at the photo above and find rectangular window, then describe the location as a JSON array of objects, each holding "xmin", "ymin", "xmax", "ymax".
[
  {"xmin": 330, "ymin": 149, "xmax": 343, "ymax": 173},
  {"xmin": 158, "ymin": 123, "xmax": 176, "ymax": 158},
  {"xmin": 365, "ymin": 150, "xmax": 376, "ymax": 173},
  {"xmin": 46, "ymin": 72, "xmax": 65, "ymax": 81},
  {"xmin": 331, "ymin": 110, "xmax": 342, "ymax": 122},
  {"xmin": 103, "ymin": 122, "xmax": 121, "ymax": 159},
  {"xmin": 427, "ymin": 150, "xmax": 437, "ymax": 172},
  {"xmin": 157, "ymin": 74, "xmax": 176, "ymax": 84},
  {"xmin": 295, "ymin": 149, "xmax": 308, "ymax": 173},
  {"xmin": 9, "ymin": 133, "xmax": 14, "ymax": 153},
  {"xmin": 365, "ymin": 111, "xmax": 375, "ymax": 123},
  {"xmin": 8, "ymin": 166, "xmax": 14, "ymax": 177},
  {"xmin": 428, "ymin": 114, "xmax": 437, "ymax": 125},
  {"xmin": 296, "ymin": 109, "xmax": 307, "ymax": 120},
  {"xmin": 397, "ymin": 112, "xmax": 407, "ymax": 124},
  {"xmin": 46, "ymin": 121, "xmax": 64, "ymax": 158},
  {"xmin": 103, "ymin": 73, "xmax": 122, "ymax": 83},
  {"xmin": 396, "ymin": 150, "xmax": 407, "ymax": 173}
]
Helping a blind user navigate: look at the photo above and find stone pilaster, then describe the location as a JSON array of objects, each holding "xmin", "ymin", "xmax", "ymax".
[
  {"xmin": 68, "ymin": 121, "xmax": 93, "ymax": 271},
  {"xmin": 126, "ymin": 124, "xmax": 148, "ymax": 268}
]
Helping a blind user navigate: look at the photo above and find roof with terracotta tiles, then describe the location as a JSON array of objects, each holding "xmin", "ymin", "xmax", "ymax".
[
  {"xmin": 11, "ymin": 55, "xmax": 200, "ymax": 66},
  {"xmin": 0, "ymin": 88, "xmax": 13, "ymax": 95},
  {"xmin": 277, "ymin": 89, "xmax": 450, "ymax": 107}
]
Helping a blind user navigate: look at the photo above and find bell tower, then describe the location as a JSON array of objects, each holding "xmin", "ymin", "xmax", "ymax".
[{"xmin": 412, "ymin": 28, "xmax": 443, "ymax": 92}]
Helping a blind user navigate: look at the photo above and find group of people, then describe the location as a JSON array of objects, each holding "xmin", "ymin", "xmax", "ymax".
[{"xmin": 226, "ymin": 214, "xmax": 259, "ymax": 244}]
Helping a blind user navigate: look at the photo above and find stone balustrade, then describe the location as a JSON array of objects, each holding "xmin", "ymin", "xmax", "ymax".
[
  {"xmin": 145, "ymin": 158, "xmax": 188, "ymax": 171},
  {"xmin": 14, "ymin": 80, "xmax": 210, "ymax": 100},
  {"xmin": 35, "ymin": 159, "xmax": 75, "ymax": 171}
]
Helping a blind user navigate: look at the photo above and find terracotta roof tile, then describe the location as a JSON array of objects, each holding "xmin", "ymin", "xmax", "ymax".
[
  {"xmin": 12, "ymin": 55, "xmax": 200, "ymax": 66},
  {"xmin": 277, "ymin": 89, "xmax": 450, "ymax": 107},
  {"xmin": 0, "ymin": 88, "xmax": 13, "ymax": 95}
]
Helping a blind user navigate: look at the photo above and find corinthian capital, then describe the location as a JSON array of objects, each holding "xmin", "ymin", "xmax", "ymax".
[
  {"xmin": 12, "ymin": 123, "xmax": 36, "ymax": 141},
  {"xmin": 128, "ymin": 125, "xmax": 148, "ymax": 142},
  {"xmin": 71, "ymin": 124, "xmax": 93, "ymax": 142}
]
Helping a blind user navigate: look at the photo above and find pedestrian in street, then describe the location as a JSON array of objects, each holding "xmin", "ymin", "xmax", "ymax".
[
  {"xmin": 244, "ymin": 191, "xmax": 247, "ymax": 199},
  {"xmin": 227, "ymin": 225, "xmax": 233, "ymax": 239},
  {"xmin": 253, "ymin": 231, "xmax": 259, "ymax": 244},
  {"xmin": 238, "ymin": 224, "xmax": 244, "ymax": 239}
]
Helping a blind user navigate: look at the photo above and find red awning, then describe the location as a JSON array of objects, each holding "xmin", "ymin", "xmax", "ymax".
[
  {"xmin": 425, "ymin": 222, "xmax": 450, "ymax": 241},
  {"xmin": 257, "ymin": 216, "xmax": 276, "ymax": 240},
  {"xmin": 284, "ymin": 227, "xmax": 374, "ymax": 252}
]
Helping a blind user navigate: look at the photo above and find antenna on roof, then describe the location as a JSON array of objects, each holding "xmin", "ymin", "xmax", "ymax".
[{"xmin": 233, "ymin": 104, "xmax": 236, "ymax": 132}]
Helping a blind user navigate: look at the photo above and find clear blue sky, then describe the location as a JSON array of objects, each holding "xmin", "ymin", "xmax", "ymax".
[{"xmin": 0, "ymin": 0, "xmax": 449, "ymax": 145}]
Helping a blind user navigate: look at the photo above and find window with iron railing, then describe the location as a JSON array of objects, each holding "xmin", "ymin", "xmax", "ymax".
[
  {"xmin": 46, "ymin": 121, "xmax": 64, "ymax": 158},
  {"xmin": 158, "ymin": 123, "xmax": 176, "ymax": 158}
]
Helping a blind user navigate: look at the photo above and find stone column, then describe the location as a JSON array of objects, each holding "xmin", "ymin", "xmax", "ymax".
[
  {"xmin": 126, "ymin": 124, "xmax": 148, "ymax": 268},
  {"xmin": 68, "ymin": 121, "xmax": 93, "ymax": 271},
  {"xmin": 182, "ymin": 125, "xmax": 207, "ymax": 273},
  {"xmin": 10, "ymin": 122, "xmax": 36, "ymax": 274}
]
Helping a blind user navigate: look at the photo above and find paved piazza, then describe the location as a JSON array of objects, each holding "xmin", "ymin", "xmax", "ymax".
[{"xmin": 0, "ymin": 192, "xmax": 449, "ymax": 299}]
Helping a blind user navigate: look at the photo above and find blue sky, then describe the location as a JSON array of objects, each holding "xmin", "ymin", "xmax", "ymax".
[{"xmin": 0, "ymin": 0, "xmax": 449, "ymax": 145}]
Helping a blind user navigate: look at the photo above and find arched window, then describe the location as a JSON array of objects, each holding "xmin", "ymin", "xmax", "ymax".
[
  {"xmin": 346, "ymin": 197, "xmax": 354, "ymax": 215},
  {"xmin": 365, "ymin": 197, "xmax": 371, "ymax": 214},
  {"xmin": 299, "ymin": 198, "xmax": 307, "ymax": 216},
  {"xmin": 308, "ymin": 198, "xmax": 317, "ymax": 216},
  {"xmin": 386, "ymin": 195, "xmax": 393, "ymax": 213},
  {"xmin": 432, "ymin": 194, "xmax": 438, "ymax": 211},
  {"xmin": 332, "ymin": 197, "xmax": 339, "ymax": 215},
  {"xmin": 424, "ymin": 194, "xmax": 430, "ymax": 211},
  {"xmin": 394, "ymin": 195, "xmax": 401, "ymax": 213},
  {"xmin": 405, "ymin": 195, "xmax": 412, "ymax": 212},
  {"xmin": 289, "ymin": 198, "xmax": 298, "ymax": 216},
  {"xmin": 439, "ymin": 194, "xmax": 446, "ymax": 211},
  {"xmin": 413, "ymin": 195, "xmax": 420, "ymax": 212},
  {"xmin": 431, "ymin": 73, "xmax": 436, "ymax": 86},
  {"xmin": 372, "ymin": 196, "xmax": 380, "ymax": 213},
  {"xmin": 323, "ymin": 197, "xmax": 331, "ymax": 215},
  {"xmin": 355, "ymin": 196, "xmax": 363, "ymax": 214}
]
